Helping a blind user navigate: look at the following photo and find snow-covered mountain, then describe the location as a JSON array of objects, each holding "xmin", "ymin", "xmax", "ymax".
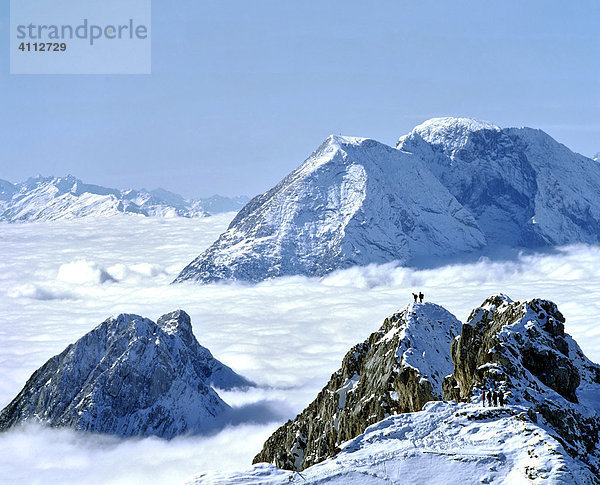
[
  {"xmin": 594, "ymin": 152, "xmax": 599, "ymax": 162},
  {"xmin": 0, "ymin": 175, "xmax": 249, "ymax": 222},
  {"xmin": 193, "ymin": 296, "xmax": 600, "ymax": 483},
  {"xmin": 397, "ymin": 117, "xmax": 600, "ymax": 247},
  {"xmin": 175, "ymin": 135, "xmax": 486, "ymax": 283},
  {"xmin": 0, "ymin": 310, "xmax": 252, "ymax": 437},
  {"xmin": 176, "ymin": 118, "xmax": 600, "ymax": 284}
]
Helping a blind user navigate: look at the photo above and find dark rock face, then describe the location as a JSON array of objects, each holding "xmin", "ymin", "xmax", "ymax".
[
  {"xmin": 0, "ymin": 310, "xmax": 251, "ymax": 438},
  {"xmin": 443, "ymin": 295, "xmax": 600, "ymax": 476},
  {"xmin": 253, "ymin": 302, "xmax": 461, "ymax": 471}
]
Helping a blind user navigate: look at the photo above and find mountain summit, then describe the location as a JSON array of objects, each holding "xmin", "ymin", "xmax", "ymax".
[{"xmin": 176, "ymin": 118, "xmax": 600, "ymax": 283}]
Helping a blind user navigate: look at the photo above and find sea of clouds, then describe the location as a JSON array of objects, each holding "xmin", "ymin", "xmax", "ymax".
[{"xmin": 1, "ymin": 214, "xmax": 600, "ymax": 484}]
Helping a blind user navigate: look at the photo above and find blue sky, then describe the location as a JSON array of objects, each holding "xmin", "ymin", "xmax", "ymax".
[{"xmin": 1, "ymin": 0, "xmax": 598, "ymax": 198}]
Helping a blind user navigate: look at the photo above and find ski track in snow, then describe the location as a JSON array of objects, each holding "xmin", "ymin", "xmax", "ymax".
[{"xmin": 1, "ymin": 214, "xmax": 600, "ymax": 483}]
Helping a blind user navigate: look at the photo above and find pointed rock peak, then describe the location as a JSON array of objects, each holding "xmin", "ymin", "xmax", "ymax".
[
  {"xmin": 0, "ymin": 309, "xmax": 252, "ymax": 437},
  {"xmin": 157, "ymin": 309, "xmax": 193, "ymax": 338},
  {"xmin": 479, "ymin": 293, "xmax": 514, "ymax": 309}
]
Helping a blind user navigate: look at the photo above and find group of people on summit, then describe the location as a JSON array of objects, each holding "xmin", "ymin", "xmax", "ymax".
[
  {"xmin": 481, "ymin": 388, "xmax": 505, "ymax": 407},
  {"xmin": 412, "ymin": 292, "xmax": 424, "ymax": 303}
]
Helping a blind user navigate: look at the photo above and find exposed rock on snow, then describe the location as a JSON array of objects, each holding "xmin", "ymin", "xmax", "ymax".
[
  {"xmin": 177, "ymin": 118, "xmax": 600, "ymax": 283},
  {"xmin": 252, "ymin": 302, "xmax": 461, "ymax": 471},
  {"xmin": 175, "ymin": 135, "xmax": 485, "ymax": 283},
  {"xmin": 0, "ymin": 310, "xmax": 252, "ymax": 437},
  {"xmin": 443, "ymin": 295, "xmax": 600, "ymax": 477},
  {"xmin": 397, "ymin": 117, "xmax": 600, "ymax": 247},
  {"xmin": 0, "ymin": 175, "xmax": 249, "ymax": 222}
]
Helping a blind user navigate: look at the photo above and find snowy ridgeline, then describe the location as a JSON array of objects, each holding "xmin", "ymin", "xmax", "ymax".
[
  {"xmin": 0, "ymin": 175, "xmax": 249, "ymax": 222},
  {"xmin": 176, "ymin": 117, "xmax": 600, "ymax": 283},
  {"xmin": 192, "ymin": 297, "xmax": 600, "ymax": 484}
]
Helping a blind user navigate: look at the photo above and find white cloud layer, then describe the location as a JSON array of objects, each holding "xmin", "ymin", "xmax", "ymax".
[{"xmin": 0, "ymin": 214, "xmax": 599, "ymax": 484}]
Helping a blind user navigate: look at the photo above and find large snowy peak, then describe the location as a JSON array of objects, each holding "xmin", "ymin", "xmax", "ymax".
[
  {"xmin": 175, "ymin": 135, "xmax": 485, "ymax": 283},
  {"xmin": 397, "ymin": 117, "xmax": 600, "ymax": 247},
  {"xmin": 0, "ymin": 310, "xmax": 251, "ymax": 437}
]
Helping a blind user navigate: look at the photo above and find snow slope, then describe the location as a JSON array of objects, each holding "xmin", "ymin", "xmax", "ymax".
[
  {"xmin": 0, "ymin": 309, "xmax": 252, "ymax": 437},
  {"xmin": 175, "ymin": 135, "xmax": 485, "ymax": 283},
  {"xmin": 191, "ymin": 401, "xmax": 595, "ymax": 484},
  {"xmin": 0, "ymin": 175, "xmax": 248, "ymax": 221}
]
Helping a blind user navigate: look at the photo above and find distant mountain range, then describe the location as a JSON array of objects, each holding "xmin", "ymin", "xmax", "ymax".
[
  {"xmin": 176, "ymin": 117, "xmax": 600, "ymax": 283},
  {"xmin": 0, "ymin": 175, "xmax": 249, "ymax": 222}
]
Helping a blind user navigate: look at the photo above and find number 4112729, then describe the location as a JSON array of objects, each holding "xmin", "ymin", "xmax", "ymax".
[{"xmin": 18, "ymin": 42, "xmax": 67, "ymax": 52}]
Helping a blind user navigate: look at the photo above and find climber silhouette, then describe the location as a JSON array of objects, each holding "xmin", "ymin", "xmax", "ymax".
[
  {"xmin": 412, "ymin": 293, "xmax": 418, "ymax": 303},
  {"xmin": 492, "ymin": 391, "xmax": 498, "ymax": 407},
  {"xmin": 498, "ymin": 390, "xmax": 505, "ymax": 407},
  {"xmin": 419, "ymin": 292, "xmax": 424, "ymax": 303},
  {"xmin": 481, "ymin": 390, "xmax": 486, "ymax": 407}
]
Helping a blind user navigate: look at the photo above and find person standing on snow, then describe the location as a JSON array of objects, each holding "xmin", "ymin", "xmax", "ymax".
[
  {"xmin": 498, "ymin": 390, "xmax": 505, "ymax": 406},
  {"xmin": 419, "ymin": 292, "xmax": 424, "ymax": 303},
  {"xmin": 481, "ymin": 390, "xmax": 486, "ymax": 407},
  {"xmin": 492, "ymin": 391, "xmax": 498, "ymax": 406},
  {"xmin": 412, "ymin": 293, "xmax": 418, "ymax": 303}
]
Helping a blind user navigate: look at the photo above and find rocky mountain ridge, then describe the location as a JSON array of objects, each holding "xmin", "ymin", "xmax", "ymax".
[
  {"xmin": 0, "ymin": 310, "xmax": 252, "ymax": 437},
  {"xmin": 0, "ymin": 175, "xmax": 249, "ymax": 222},
  {"xmin": 176, "ymin": 117, "xmax": 600, "ymax": 283},
  {"xmin": 249, "ymin": 295, "xmax": 600, "ymax": 481}
]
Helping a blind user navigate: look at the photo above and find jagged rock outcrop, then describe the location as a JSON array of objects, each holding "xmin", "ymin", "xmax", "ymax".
[
  {"xmin": 0, "ymin": 310, "xmax": 251, "ymax": 437},
  {"xmin": 442, "ymin": 295, "xmax": 600, "ymax": 477},
  {"xmin": 252, "ymin": 302, "xmax": 461, "ymax": 471}
]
